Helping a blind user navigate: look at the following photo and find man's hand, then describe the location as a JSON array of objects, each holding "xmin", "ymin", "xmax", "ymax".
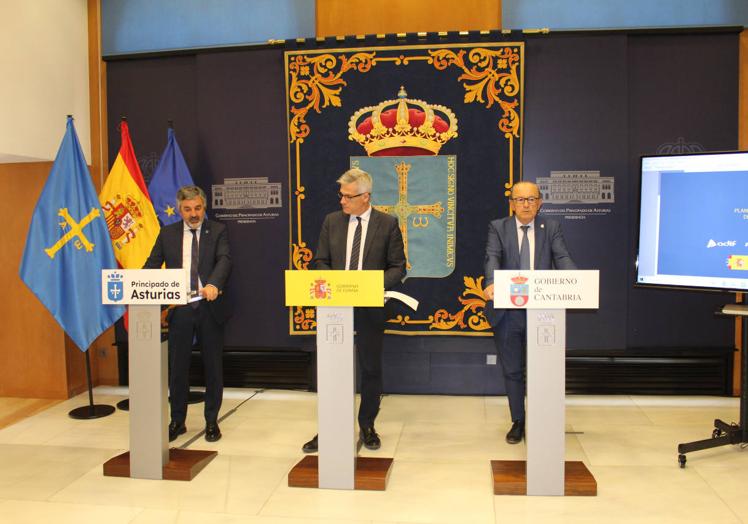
[
  {"xmin": 484, "ymin": 283, "xmax": 494, "ymax": 301},
  {"xmin": 201, "ymin": 284, "xmax": 219, "ymax": 301}
]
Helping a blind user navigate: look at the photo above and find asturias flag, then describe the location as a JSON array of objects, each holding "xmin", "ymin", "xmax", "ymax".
[
  {"xmin": 19, "ymin": 116, "xmax": 125, "ymax": 351},
  {"xmin": 149, "ymin": 127, "xmax": 196, "ymax": 225},
  {"xmin": 99, "ymin": 120, "xmax": 160, "ymax": 268}
]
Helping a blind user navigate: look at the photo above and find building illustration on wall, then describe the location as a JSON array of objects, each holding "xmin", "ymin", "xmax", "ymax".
[
  {"xmin": 536, "ymin": 171, "xmax": 614, "ymax": 204},
  {"xmin": 212, "ymin": 177, "xmax": 282, "ymax": 209}
]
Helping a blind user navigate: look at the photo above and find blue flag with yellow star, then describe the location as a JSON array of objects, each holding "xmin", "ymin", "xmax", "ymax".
[
  {"xmin": 148, "ymin": 127, "xmax": 195, "ymax": 225},
  {"xmin": 19, "ymin": 116, "xmax": 125, "ymax": 351}
]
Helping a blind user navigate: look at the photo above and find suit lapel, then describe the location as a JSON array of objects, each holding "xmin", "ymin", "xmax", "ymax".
[
  {"xmin": 534, "ymin": 218, "xmax": 545, "ymax": 269},
  {"xmin": 504, "ymin": 217, "xmax": 520, "ymax": 268},
  {"xmin": 362, "ymin": 209, "xmax": 381, "ymax": 265},
  {"xmin": 199, "ymin": 220, "xmax": 210, "ymax": 268},
  {"xmin": 171, "ymin": 222, "xmax": 184, "ymax": 267},
  {"xmin": 334, "ymin": 212, "xmax": 349, "ymax": 269}
]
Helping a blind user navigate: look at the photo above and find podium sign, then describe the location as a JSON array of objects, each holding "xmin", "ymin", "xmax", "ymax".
[
  {"xmin": 492, "ymin": 270, "xmax": 599, "ymax": 310},
  {"xmin": 286, "ymin": 270, "xmax": 386, "ymax": 490},
  {"xmin": 101, "ymin": 268, "xmax": 188, "ymax": 305},
  {"xmin": 494, "ymin": 270, "xmax": 599, "ymax": 496},
  {"xmin": 285, "ymin": 270, "xmax": 384, "ymax": 307}
]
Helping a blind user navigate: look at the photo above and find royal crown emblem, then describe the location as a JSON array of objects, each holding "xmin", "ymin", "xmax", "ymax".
[{"xmin": 348, "ymin": 87, "xmax": 458, "ymax": 157}]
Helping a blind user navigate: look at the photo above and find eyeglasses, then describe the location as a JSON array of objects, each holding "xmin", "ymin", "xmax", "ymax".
[
  {"xmin": 338, "ymin": 191, "xmax": 367, "ymax": 201},
  {"xmin": 511, "ymin": 197, "xmax": 540, "ymax": 205}
]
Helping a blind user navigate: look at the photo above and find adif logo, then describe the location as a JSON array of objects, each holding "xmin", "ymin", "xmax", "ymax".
[{"xmin": 706, "ymin": 239, "xmax": 736, "ymax": 248}]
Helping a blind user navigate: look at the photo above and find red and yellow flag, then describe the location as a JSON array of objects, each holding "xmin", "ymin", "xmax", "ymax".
[{"xmin": 99, "ymin": 121, "xmax": 160, "ymax": 269}]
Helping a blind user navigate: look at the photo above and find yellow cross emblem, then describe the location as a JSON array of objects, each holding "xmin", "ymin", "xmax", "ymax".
[
  {"xmin": 374, "ymin": 161, "xmax": 444, "ymax": 270},
  {"xmin": 44, "ymin": 207, "xmax": 101, "ymax": 259}
]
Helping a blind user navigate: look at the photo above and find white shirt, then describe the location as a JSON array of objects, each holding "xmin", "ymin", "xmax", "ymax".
[
  {"xmin": 344, "ymin": 206, "xmax": 372, "ymax": 270},
  {"xmin": 182, "ymin": 221, "xmax": 203, "ymax": 290},
  {"xmin": 514, "ymin": 217, "xmax": 535, "ymax": 270}
]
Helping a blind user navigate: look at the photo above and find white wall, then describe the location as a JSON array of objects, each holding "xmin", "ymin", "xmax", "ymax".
[{"xmin": 0, "ymin": 0, "xmax": 90, "ymax": 163}]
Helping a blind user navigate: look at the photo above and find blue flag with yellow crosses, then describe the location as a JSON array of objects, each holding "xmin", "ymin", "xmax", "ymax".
[
  {"xmin": 148, "ymin": 127, "xmax": 196, "ymax": 225},
  {"xmin": 19, "ymin": 116, "xmax": 124, "ymax": 351}
]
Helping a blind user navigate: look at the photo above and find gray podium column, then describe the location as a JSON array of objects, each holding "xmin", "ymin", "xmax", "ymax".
[
  {"xmin": 316, "ymin": 306, "xmax": 356, "ymax": 489},
  {"xmin": 128, "ymin": 304, "xmax": 169, "ymax": 479},
  {"xmin": 526, "ymin": 308, "xmax": 566, "ymax": 496}
]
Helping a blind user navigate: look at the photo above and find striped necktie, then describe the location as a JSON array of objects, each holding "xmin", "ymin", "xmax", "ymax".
[{"xmin": 348, "ymin": 217, "xmax": 362, "ymax": 270}]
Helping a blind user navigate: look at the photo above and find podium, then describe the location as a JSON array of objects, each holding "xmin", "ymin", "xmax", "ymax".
[
  {"xmin": 100, "ymin": 269, "xmax": 217, "ymax": 481},
  {"xmin": 285, "ymin": 270, "xmax": 394, "ymax": 490},
  {"xmin": 491, "ymin": 270, "xmax": 599, "ymax": 496}
]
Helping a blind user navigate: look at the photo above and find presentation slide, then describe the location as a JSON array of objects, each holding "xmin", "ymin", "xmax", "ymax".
[
  {"xmin": 636, "ymin": 152, "xmax": 748, "ymax": 291},
  {"xmin": 658, "ymin": 170, "xmax": 748, "ymax": 278}
]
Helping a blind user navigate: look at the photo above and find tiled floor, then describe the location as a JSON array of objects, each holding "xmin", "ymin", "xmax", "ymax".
[{"xmin": 0, "ymin": 389, "xmax": 746, "ymax": 523}]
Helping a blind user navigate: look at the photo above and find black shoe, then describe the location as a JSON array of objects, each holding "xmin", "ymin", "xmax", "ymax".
[
  {"xmin": 505, "ymin": 421, "xmax": 524, "ymax": 444},
  {"xmin": 360, "ymin": 426, "xmax": 381, "ymax": 450},
  {"xmin": 302, "ymin": 434, "xmax": 318, "ymax": 453},
  {"xmin": 168, "ymin": 421, "xmax": 186, "ymax": 442},
  {"xmin": 205, "ymin": 422, "xmax": 221, "ymax": 442}
]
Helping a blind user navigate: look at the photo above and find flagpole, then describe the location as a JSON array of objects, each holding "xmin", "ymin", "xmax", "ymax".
[{"xmin": 69, "ymin": 349, "xmax": 116, "ymax": 419}]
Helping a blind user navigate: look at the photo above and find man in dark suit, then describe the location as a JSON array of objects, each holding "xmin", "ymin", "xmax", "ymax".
[
  {"xmin": 143, "ymin": 185, "xmax": 232, "ymax": 442},
  {"xmin": 302, "ymin": 168, "xmax": 406, "ymax": 452},
  {"xmin": 483, "ymin": 181, "xmax": 576, "ymax": 444}
]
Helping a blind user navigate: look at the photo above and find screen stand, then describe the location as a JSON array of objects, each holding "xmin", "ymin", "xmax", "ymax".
[{"xmin": 677, "ymin": 306, "xmax": 748, "ymax": 467}]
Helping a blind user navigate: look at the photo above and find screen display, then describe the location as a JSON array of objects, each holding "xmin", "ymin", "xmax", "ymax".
[{"xmin": 636, "ymin": 151, "xmax": 748, "ymax": 291}]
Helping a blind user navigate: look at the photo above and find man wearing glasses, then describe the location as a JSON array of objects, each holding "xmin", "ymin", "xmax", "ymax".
[
  {"xmin": 302, "ymin": 168, "xmax": 406, "ymax": 453},
  {"xmin": 482, "ymin": 181, "xmax": 576, "ymax": 444}
]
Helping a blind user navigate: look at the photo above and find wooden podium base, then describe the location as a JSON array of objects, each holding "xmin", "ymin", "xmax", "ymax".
[
  {"xmin": 491, "ymin": 460, "xmax": 597, "ymax": 496},
  {"xmin": 103, "ymin": 448, "xmax": 217, "ymax": 481},
  {"xmin": 288, "ymin": 455, "xmax": 394, "ymax": 490}
]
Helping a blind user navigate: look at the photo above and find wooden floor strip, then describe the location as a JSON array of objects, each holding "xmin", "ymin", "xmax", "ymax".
[{"xmin": 0, "ymin": 398, "xmax": 61, "ymax": 430}]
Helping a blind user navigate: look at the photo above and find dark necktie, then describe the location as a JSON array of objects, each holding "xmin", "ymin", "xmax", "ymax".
[
  {"xmin": 189, "ymin": 228, "xmax": 199, "ymax": 294},
  {"xmin": 519, "ymin": 225, "xmax": 530, "ymax": 270},
  {"xmin": 348, "ymin": 217, "xmax": 362, "ymax": 270}
]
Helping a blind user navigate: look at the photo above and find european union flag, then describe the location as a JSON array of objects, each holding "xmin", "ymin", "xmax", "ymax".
[
  {"xmin": 149, "ymin": 127, "xmax": 195, "ymax": 225},
  {"xmin": 19, "ymin": 117, "xmax": 125, "ymax": 351}
]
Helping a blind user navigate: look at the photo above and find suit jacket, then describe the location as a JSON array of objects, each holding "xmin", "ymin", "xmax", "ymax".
[
  {"xmin": 143, "ymin": 219, "xmax": 232, "ymax": 324},
  {"xmin": 483, "ymin": 215, "xmax": 576, "ymax": 326},
  {"xmin": 312, "ymin": 208, "xmax": 406, "ymax": 290}
]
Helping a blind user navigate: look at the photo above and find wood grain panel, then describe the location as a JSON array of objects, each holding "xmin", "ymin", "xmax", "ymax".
[
  {"xmin": 0, "ymin": 162, "xmax": 68, "ymax": 398},
  {"xmin": 86, "ymin": 0, "xmax": 119, "ymax": 387},
  {"xmin": 316, "ymin": 0, "xmax": 501, "ymax": 37},
  {"xmin": 491, "ymin": 460, "xmax": 597, "ymax": 496},
  {"xmin": 288, "ymin": 455, "xmax": 394, "ymax": 490}
]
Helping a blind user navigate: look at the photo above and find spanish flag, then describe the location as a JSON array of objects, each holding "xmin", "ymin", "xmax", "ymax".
[{"xmin": 99, "ymin": 120, "xmax": 160, "ymax": 269}]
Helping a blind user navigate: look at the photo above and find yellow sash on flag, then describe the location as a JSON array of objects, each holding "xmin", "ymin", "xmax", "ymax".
[{"xmin": 99, "ymin": 121, "xmax": 160, "ymax": 269}]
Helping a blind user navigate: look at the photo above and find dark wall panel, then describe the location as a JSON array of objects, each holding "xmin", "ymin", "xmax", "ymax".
[
  {"xmin": 194, "ymin": 49, "xmax": 293, "ymax": 348},
  {"xmin": 626, "ymin": 33, "xmax": 738, "ymax": 349},
  {"xmin": 523, "ymin": 34, "xmax": 630, "ymax": 350},
  {"xmin": 107, "ymin": 55, "xmax": 199, "ymax": 177}
]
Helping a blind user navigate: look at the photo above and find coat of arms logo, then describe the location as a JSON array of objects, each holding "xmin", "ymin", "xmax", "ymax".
[{"xmin": 509, "ymin": 275, "xmax": 529, "ymax": 307}]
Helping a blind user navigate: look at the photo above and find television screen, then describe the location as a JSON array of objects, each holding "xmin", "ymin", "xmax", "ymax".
[{"xmin": 636, "ymin": 151, "xmax": 748, "ymax": 292}]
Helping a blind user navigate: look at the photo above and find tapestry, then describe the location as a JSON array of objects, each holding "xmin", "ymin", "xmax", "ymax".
[{"xmin": 286, "ymin": 38, "xmax": 524, "ymax": 335}]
